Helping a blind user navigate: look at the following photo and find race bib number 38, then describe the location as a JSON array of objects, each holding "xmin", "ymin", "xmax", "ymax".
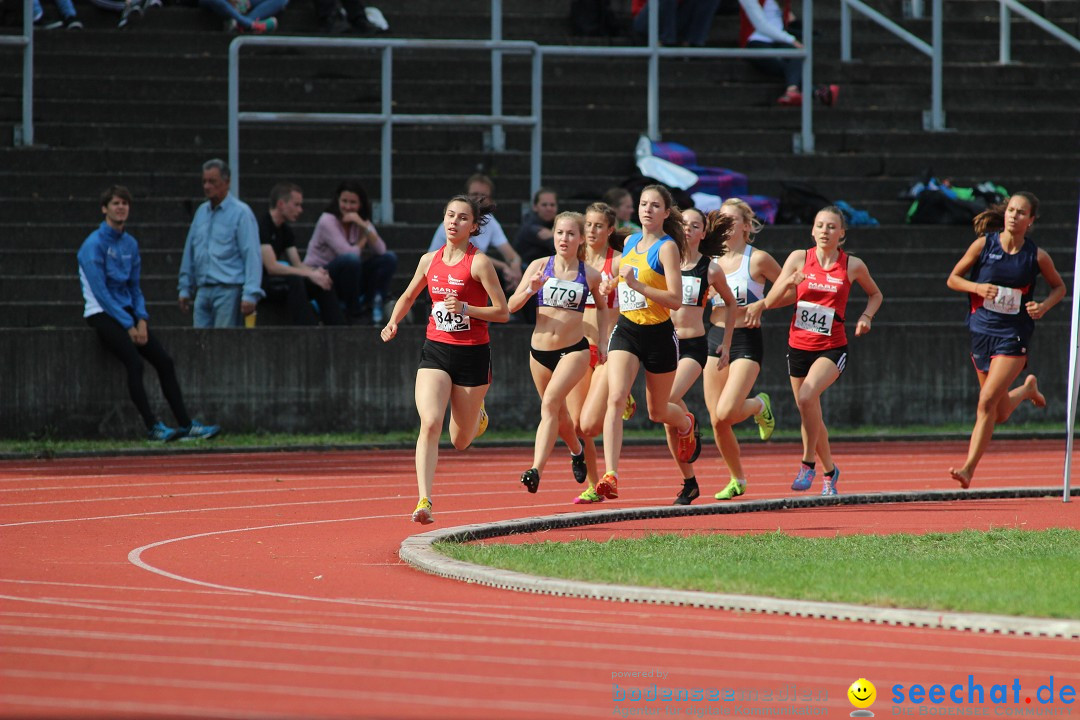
[
  {"xmin": 984, "ymin": 286, "xmax": 1021, "ymax": 315},
  {"xmin": 795, "ymin": 300, "xmax": 835, "ymax": 336},
  {"xmin": 618, "ymin": 282, "xmax": 648, "ymax": 312},
  {"xmin": 542, "ymin": 278, "xmax": 585, "ymax": 309},
  {"xmin": 432, "ymin": 301, "xmax": 470, "ymax": 332}
]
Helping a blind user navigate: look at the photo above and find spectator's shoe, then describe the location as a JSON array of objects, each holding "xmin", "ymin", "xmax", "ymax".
[
  {"xmin": 714, "ymin": 478, "xmax": 746, "ymax": 501},
  {"xmin": 118, "ymin": 0, "xmax": 143, "ymax": 28},
  {"xmin": 777, "ymin": 89, "xmax": 803, "ymax": 106},
  {"xmin": 372, "ymin": 294, "xmax": 385, "ymax": 325},
  {"xmin": 672, "ymin": 480, "xmax": 700, "ymax": 506},
  {"xmin": 319, "ymin": 15, "xmax": 351, "ymax": 33},
  {"xmin": 753, "ymin": 392, "xmax": 775, "ymax": 441},
  {"xmin": 791, "ymin": 464, "xmax": 815, "ymax": 491},
  {"xmin": 249, "ymin": 18, "xmax": 277, "ymax": 33},
  {"xmin": 411, "ymin": 497, "xmax": 433, "ymax": 524},
  {"xmin": 821, "ymin": 466, "xmax": 840, "ymax": 496},
  {"xmin": 573, "ymin": 488, "xmax": 604, "ymax": 504},
  {"xmin": 148, "ymin": 422, "xmax": 182, "ymax": 443},
  {"xmin": 475, "ymin": 402, "xmax": 489, "ymax": 439},
  {"xmin": 675, "ymin": 413, "xmax": 698, "ymax": 463},
  {"xmin": 570, "ymin": 440, "xmax": 587, "ymax": 484},
  {"xmin": 520, "ymin": 468, "xmax": 540, "ymax": 494},
  {"xmin": 63, "ymin": 16, "xmax": 84, "ymax": 29},
  {"xmin": 595, "ymin": 471, "xmax": 619, "ymax": 500},
  {"xmin": 35, "ymin": 14, "xmax": 64, "ymax": 29},
  {"xmin": 182, "ymin": 420, "xmax": 221, "ymax": 441},
  {"xmin": 621, "ymin": 392, "xmax": 637, "ymax": 421},
  {"xmin": 813, "ymin": 84, "xmax": 840, "ymax": 107},
  {"xmin": 145, "ymin": 0, "xmax": 162, "ymax": 8}
]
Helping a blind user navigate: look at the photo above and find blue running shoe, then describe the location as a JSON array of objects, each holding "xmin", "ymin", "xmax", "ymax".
[
  {"xmin": 821, "ymin": 466, "xmax": 840, "ymax": 496},
  {"xmin": 182, "ymin": 420, "xmax": 220, "ymax": 441},
  {"xmin": 791, "ymin": 464, "xmax": 815, "ymax": 491},
  {"xmin": 147, "ymin": 421, "xmax": 181, "ymax": 443}
]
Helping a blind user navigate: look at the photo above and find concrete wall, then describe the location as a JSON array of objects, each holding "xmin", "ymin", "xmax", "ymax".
[{"xmin": 2, "ymin": 322, "xmax": 1070, "ymax": 439}]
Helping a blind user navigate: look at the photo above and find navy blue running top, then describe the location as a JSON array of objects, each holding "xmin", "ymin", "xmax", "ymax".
[{"xmin": 966, "ymin": 232, "xmax": 1039, "ymax": 340}]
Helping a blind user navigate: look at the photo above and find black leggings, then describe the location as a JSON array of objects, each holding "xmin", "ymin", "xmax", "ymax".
[{"xmin": 86, "ymin": 313, "xmax": 191, "ymax": 430}]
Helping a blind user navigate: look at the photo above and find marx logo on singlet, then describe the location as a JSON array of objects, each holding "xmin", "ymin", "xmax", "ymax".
[{"xmin": 808, "ymin": 281, "xmax": 838, "ymax": 293}]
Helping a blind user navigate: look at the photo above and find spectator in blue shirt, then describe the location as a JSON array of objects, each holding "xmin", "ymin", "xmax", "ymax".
[
  {"xmin": 178, "ymin": 159, "xmax": 263, "ymax": 328},
  {"xmin": 79, "ymin": 186, "xmax": 220, "ymax": 442}
]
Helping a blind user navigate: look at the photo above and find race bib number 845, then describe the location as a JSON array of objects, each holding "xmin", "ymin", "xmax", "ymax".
[{"xmin": 432, "ymin": 301, "xmax": 470, "ymax": 332}]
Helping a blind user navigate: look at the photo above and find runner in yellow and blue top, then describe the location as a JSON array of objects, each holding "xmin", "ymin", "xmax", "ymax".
[
  {"xmin": 945, "ymin": 191, "xmax": 1065, "ymax": 489},
  {"xmin": 595, "ymin": 185, "xmax": 702, "ymax": 501}
]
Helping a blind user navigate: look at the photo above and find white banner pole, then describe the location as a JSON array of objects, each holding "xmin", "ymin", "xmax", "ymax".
[{"xmin": 1062, "ymin": 192, "xmax": 1080, "ymax": 503}]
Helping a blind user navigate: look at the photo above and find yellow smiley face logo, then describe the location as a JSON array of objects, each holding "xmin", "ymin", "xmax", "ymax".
[{"xmin": 848, "ymin": 678, "xmax": 876, "ymax": 709}]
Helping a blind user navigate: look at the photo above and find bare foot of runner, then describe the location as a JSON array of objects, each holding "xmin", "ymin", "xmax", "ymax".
[
  {"xmin": 1025, "ymin": 375, "xmax": 1046, "ymax": 408},
  {"xmin": 949, "ymin": 467, "xmax": 972, "ymax": 489}
]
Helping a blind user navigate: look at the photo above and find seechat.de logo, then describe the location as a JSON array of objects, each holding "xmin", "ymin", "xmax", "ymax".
[{"xmin": 848, "ymin": 678, "xmax": 877, "ymax": 717}]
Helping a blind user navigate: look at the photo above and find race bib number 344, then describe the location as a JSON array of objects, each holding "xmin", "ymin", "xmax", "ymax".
[
  {"xmin": 795, "ymin": 300, "xmax": 835, "ymax": 335},
  {"xmin": 984, "ymin": 286, "xmax": 1021, "ymax": 315},
  {"xmin": 432, "ymin": 301, "xmax": 470, "ymax": 332}
]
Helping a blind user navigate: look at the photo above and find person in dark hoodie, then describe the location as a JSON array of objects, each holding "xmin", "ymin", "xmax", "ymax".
[
  {"xmin": 78, "ymin": 185, "xmax": 220, "ymax": 442},
  {"xmin": 513, "ymin": 187, "xmax": 559, "ymax": 323}
]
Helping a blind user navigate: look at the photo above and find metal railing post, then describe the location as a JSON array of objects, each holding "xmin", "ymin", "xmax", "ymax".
[
  {"xmin": 798, "ymin": 0, "xmax": 814, "ymax": 154},
  {"xmin": 531, "ymin": 50, "xmax": 543, "ymax": 196},
  {"xmin": 928, "ymin": 0, "xmax": 944, "ymax": 130},
  {"xmin": 228, "ymin": 40, "xmax": 241, "ymax": 198},
  {"xmin": 381, "ymin": 46, "xmax": 394, "ymax": 224},
  {"xmin": 490, "ymin": 0, "xmax": 505, "ymax": 151},
  {"xmin": 999, "ymin": 0, "xmax": 1012, "ymax": 63},
  {"xmin": 21, "ymin": 0, "xmax": 33, "ymax": 146},
  {"xmin": 840, "ymin": 0, "xmax": 852, "ymax": 62},
  {"xmin": 647, "ymin": 0, "xmax": 660, "ymax": 141}
]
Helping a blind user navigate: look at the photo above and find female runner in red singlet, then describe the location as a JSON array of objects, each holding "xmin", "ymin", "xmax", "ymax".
[{"xmin": 381, "ymin": 195, "xmax": 510, "ymax": 524}]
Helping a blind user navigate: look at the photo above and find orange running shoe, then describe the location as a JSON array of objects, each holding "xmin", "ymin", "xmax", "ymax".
[
  {"xmin": 595, "ymin": 471, "xmax": 619, "ymax": 500},
  {"xmin": 676, "ymin": 412, "xmax": 698, "ymax": 463}
]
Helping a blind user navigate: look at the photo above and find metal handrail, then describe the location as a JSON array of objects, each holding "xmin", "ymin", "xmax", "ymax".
[
  {"xmin": 840, "ymin": 0, "xmax": 945, "ymax": 131},
  {"xmin": 227, "ymin": 37, "xmax": 542, "ymax": 224},
  {"xmin": 0, "ymin": 0, "xmax": 34, "ymax": 145},
  {"xmin": 1000, "ymin": 0, "xmax": 1080, "ymax": 64}
]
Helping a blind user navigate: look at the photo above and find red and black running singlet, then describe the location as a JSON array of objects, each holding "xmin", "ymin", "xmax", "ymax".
[
  {"xmin": 584, "ymin": 247, "xmax": 617, "ymax": 309},
  {"xmin": 788, "ymin": 247, "xmax": 851, "ymax": 351},
  {"xmin": 425, "ymin": 244, "xmax": 490, "ymax": 345}
]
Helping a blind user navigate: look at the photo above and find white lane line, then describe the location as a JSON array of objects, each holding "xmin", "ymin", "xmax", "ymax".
[{"xmin": 0, "ymin": 668, "xmax": 601, "ymax": 718}]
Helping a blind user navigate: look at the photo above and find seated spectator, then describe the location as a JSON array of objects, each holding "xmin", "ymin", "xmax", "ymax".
[
  {"xmin": 514, "ymin": 187, "xmax": 560, "ymax": 267},
  {"xmin": 512, "ymin": 187, "xmax": 559, "ymax": 323},
  {"xmin": 32, "ymin": 0, "xmax": 83, "ymax": 29},
  {"xmin": 79, "ymin": 186, "xmax": 220, "ymax": 442},
  {"xmin": 199, "ymin": 0, "xmax": 285, "ymax": 33},
  {"xmin": 603, "ymin": 187, "xmax": 642, "ymax": 234},
  {"xmin": 631, "ymin": 0, "xmax": 720, "ymax": 47},
  {"xmin": 738, "ymin": 0, "xmax": 839, "ymax": 106},
  {"xmin": 305, "ymin": 180, "xmax": 398, "ymax": 324},
  {"xmin": 259, "ymin": 182, "xmax": 345, "ymax": 326},
  {"xmin": 82, "ymin": 0, "xmax": 161, "ymax": 30},
  {"xmin": 428, "ymin": 173, "xmax": 523, "ymax": 294}
]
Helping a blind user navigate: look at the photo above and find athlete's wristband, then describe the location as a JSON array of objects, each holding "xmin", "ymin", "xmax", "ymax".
[{"xmin": 461, "ymin": 302, "xmax": 469, "ymax": 316}]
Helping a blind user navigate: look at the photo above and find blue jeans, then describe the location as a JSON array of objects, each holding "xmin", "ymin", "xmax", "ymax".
[
  {"xmin": 198, "ymin": 0, "xmax": 288, "ymax": 28},
  {"xmin": 632, "ymin": 0, "xmax": 721, "ymax": 47},
  {"xmin": 360, "ymin": 251, "xmax": 398, "ymax": 302},
  {"xmin": 193, "ymin": 285, "xmax": 243, "ymax": 328},
  {"xmin": 34, "ymin": 0, "xmax": 77, "ymax": 20}
]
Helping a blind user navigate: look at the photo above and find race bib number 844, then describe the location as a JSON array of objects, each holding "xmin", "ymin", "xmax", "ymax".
[{"xmin": 794, "ymin": 300, "xmax": 835, "ymax": 336}]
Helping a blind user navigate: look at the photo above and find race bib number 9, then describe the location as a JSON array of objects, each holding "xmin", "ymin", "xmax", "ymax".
[
  {"xmin": 794, "ymin": 300, "xmax": 835, "ymax": 336},
  {"xmin": 681, "ymin": 276, "xmax": 702, "ymax": 305},
  {"xmin": 984, "ymin": 286, "xmax": 1021, "ymax": 315},
  {"xmin": 618, "ymin": 282, "xmax": 648, "ymax": 312},
  {"xmin": 432, "ymin": 301, "xmax": 470, "ymax": 332},
  {"xmin": 542, "ymin": 278, "xmax": 585, "ymax": 309}
]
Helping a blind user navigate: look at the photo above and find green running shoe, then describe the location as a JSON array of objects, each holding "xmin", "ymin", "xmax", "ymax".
[
  {"xmin": 573, "ymin": 488, "xmax": 604, "ymax": 504},
  {"xmin": 753, "ymin": 392, "xmax": 775, "ymax": 441},
  {"xmin": 714, "ymin": 478, "xmax": 746, "ymax": 500}
]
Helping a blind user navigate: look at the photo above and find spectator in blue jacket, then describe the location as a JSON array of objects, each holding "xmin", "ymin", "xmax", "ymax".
[
  {"xmin": 79, "ymin": 186, "xmax": 220, "ymax": 442},
  {"xmin": 178, "ymin": 159, "xmax": 263, "ymax": 328}
]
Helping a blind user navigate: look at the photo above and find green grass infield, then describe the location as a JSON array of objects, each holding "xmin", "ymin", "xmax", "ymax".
[{"xmin": 438, "ymin": 528, "xmax": 1080, "ymax": 619}]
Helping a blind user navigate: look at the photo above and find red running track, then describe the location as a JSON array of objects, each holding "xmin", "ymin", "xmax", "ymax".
[{"xmin": 1, "ymin": 439, "xmax": 1078, "ymax": 719}]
